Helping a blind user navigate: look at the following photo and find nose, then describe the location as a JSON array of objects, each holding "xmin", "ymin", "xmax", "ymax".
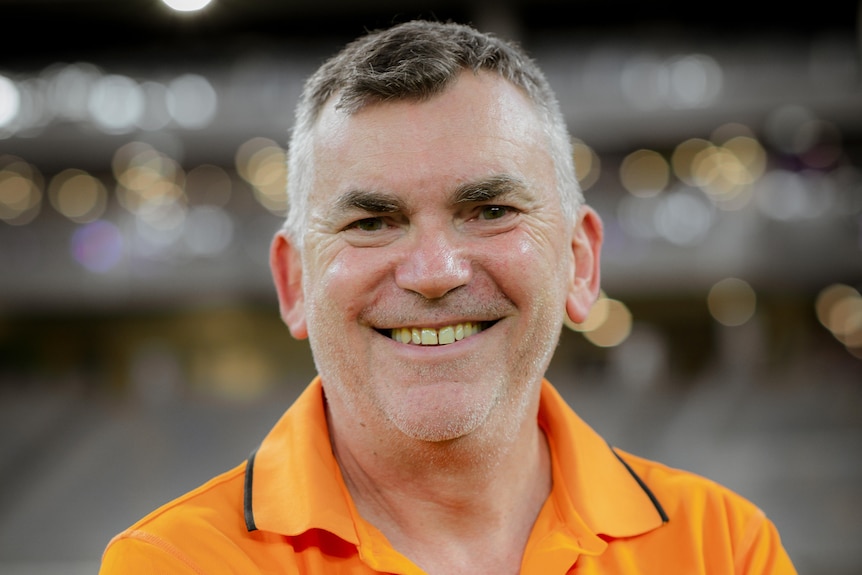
[{"xmin": 395, "ymin": 225, "xmax": 472, "ymax": 300}]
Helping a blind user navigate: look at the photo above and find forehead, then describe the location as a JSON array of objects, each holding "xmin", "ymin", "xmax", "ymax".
[{"xmin": 309, "ymin": 71, "xmax": 555, "ymax": 203}]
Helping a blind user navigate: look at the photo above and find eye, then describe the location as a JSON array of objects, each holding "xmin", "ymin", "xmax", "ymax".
[
  {"xmin": 478, "ymin": 205, "xmax": 512, "ymax": 220},
  {"xmin": 348, "ymin": 217, "xmax": 385, "ymax": 232}
]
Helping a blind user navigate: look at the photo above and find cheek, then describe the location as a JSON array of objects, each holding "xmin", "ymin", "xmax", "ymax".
[
  {"xmin": 484, "ymin": 232, "xmax": 569, "ymax": 297},
  {"xmin": 307, "ymin": 251, "xmax": 388, "ymax": 323}
]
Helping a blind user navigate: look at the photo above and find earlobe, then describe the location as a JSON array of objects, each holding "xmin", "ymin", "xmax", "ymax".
[
  {"xmin": 565, "ymin": 206, "xmax": 604, "ymax": 325},
  {"xmin": 270, "ymin": 231, "xmax": 308, "ymax": 339}
]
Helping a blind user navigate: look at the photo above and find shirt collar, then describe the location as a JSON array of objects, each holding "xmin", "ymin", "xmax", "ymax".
[
  {"xmin": 244, "ymin": 377, "xmax": 666, "ymax": 543},
  {"xmin": 538, "ymin": 380, "xmax": 667, "ymax": 538},
  {"xmin": 244, "ymin": 377, "xmax": 360, "ymax": 544}
]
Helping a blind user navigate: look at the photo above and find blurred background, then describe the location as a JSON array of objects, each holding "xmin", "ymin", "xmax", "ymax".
[{"xmin": 1, "ymin": 0, "xmax": 861, "ymax": 573}]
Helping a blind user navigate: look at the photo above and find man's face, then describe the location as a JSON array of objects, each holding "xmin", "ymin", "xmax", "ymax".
[{"xmin": 274, "ymin": 71, "xmax": 600, "ymax": 443}]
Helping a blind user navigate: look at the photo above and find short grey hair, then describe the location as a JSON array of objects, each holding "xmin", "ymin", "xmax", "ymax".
[{"xmin": 283, "ymin": 19, "xmax": 581, "ymax": 245}]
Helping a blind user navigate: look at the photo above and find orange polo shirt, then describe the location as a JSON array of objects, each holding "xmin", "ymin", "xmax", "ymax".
[{"xmin": 100, "ymin": 378, "xmax": 797, "ymax": 574}]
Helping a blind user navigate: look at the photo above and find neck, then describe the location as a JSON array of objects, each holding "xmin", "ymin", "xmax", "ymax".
[{"xmin": 327, "ymin": 393, "xmax": 552, "ymax": 574}]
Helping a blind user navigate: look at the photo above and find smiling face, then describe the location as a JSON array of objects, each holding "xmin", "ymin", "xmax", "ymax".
[{"xmin": 272, "ymin": 71, "xmax": 601, "ymax": 444}]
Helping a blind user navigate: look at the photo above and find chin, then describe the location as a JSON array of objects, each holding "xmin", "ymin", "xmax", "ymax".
[{"xmin": 386, "ymin": 386, "xmax": 494, "ymax": 443}]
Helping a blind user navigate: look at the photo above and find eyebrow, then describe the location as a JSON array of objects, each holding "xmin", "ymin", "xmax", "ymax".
[
  {"xmin": 452, "ymin": 174, "xmax": 529, "ymax": 205},
  {"xmin": 333, "ymin": 189, "xmax": 404, "ymax": 215},
  {"xmin": 329, "ymin": 174, "xmax": 530, "ymax": 219}
]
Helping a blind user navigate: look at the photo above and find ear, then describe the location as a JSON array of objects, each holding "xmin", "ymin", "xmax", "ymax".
[
  {"xmin": 270, "ymin": 230, "xmax": 308, "ymax": 339},
  {"xmin": 565, "ymin": 206, "xmax": 604, "ymax": 325}
]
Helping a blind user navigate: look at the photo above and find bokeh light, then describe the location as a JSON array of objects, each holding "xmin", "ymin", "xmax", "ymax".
[
  {"xmin": 566, "ymin": 292, "xmax": 633, "ymax": 348},
  {"xmin": 161, "ymin": 0, "xmax": 214, "ymax": 12},
  {"xmin": 666, "ymin": 53, "xmax": 723, "ymax": 109},
  {"xmin": 707, "ymin": 277, "xmax": 757, "ymax": 327},
  {"xmin": 0, "ymin": 157, "xmax": 43, "ymax": 225},
  {"xmin": 48, "ymin": 169, "xmax": 108, "ymax": 223},
  {"xmin": 235, "ymin": 137, "xmax": 288, "ymax": 215},
  {"xmin": 88, "ymin": 74, "xmax": 145, "ymax": 134},
  {"xmin": 166, "ymin": 74, "xmax": 218, "ymax": 129},
  {"xmin": 620, "ymin": 53, "xmax": 723, "ymax": 111},
  {"xmin": 654, "ymin": 189, "xmax": 713, "ymax": 246},
  {"xmin": 816, "ymin": 283, "xmax": 862, "ymax": 356},
  {"xmin": 572, "ymin": 138, "xmax": 601, "ymax": 191},
  {"xmin": 113, "ymin": 141, "xmax": 186, "ymax": 218},
  {"xmin": 0, "ymin": 74, "xmax": 20, "ymax": 128},
  {"xmin": 620, "ymin": 149, "xmax": 669, "ymax": 198},
  {"xmin": 70, "ymin": 219, "xmax": 124, "ymax": 273},
  {"xmin": 670, "ymin": 128, "xmax": 767, "ymax": 211},
  {"xmin": 47, "ymin": 62, "xmax": 102, "ymax": 123}
]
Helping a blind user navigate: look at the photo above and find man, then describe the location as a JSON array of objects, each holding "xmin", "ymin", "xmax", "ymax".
[{"xmin": 100, "ymin": 20, "xmax": 797, "ymax": 574}]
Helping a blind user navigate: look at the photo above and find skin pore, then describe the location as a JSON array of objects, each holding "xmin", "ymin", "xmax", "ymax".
[{"xmin": 270, "ymin": 70, "xmax": 603, "ymax": 574}]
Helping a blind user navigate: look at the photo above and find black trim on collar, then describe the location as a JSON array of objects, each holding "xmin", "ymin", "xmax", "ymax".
[
  {"xmin": 244, "ymin": 447, "xmax": 259, "ymax": 532},
  {"xmin": 611, "ymin": 447, "xmax": 670, "ymax": 523}
]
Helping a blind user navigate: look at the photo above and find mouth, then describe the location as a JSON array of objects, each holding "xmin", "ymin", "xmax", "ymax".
[{"xmin": 379, "ymin": 321, "xmax": 493, "ymax": 346}]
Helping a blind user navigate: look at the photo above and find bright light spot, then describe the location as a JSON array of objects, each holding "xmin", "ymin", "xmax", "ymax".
[
  {"xmin": 688, "ymin": 136, "xmax": 764, "ymax": 209},
  {"xmin": 566, "ymin": 292, "xmax": 632, "ymax": 347},
  {"xmin": 161, "ymin": 0, "xmax": 213, "ymax": 11},
  {"xmin": 112, "ymin": 142, "xmax": 186, "ymax": 216},
  {"xmin": 654, "ymin": 190, "xmax": 713, "ymax": 246},
  {"xmin": 707, "ymin": 278, "xmax": 757, "ymax": 327},
  {"xmin": 754, "ymin": 170, "xmax": 812, "ymax": 221},
  {"xmin": 167, "ymin": 74, "xmax": 217, "ymax": 129},
  {"xmin": 48, "ymin": 168, "xmax": 108, "ymax": 223},
  {"xmin": 45, "ymin": 62, "xmax": 102, "ymax": 122},
  {"xmin": 137, "ymin": 194, "xmax": 187, "ymax": 231},
  {"xmin": 816, "ymin": 283, "xmax": 862, "ymax": 353},
  {"xmin": 619, "ymin": 149, "xmax": 669, "ymax": 198},
  {"xmin": 88, "ymin": 74, "xmax": 144, "ymax": 134},
  {"xmin": 0, "ymin": 161, "xmax": 42, "ymax": 225},
  {"xmin": 183, "ymin": 205, "xmax": 234, "ymax": 257},
  {"xmin": 70, "ymin": 220, "xmax": 124, "ymax": 273},
  {"xmin": 621, "ymin": 55, "xmax": 668, "ymax": 110},
  {"xmin": 0, "ymin": 75, "xmax": 20, "ymax": 128},
  {"xmin": 583, "ymin": 299, "xmax": 633, "ymax": 347},
  {"xmin": 672, "ymin": 138, "xmax": 713, "ymax": 186},
  {"xmin": 4, "ymin": 79, "xmax": 51, "ymax": 137},
  {"xmin": 666, "ymin": 54, "xmax": 722, "ymax": 109},
  {"xmin": 816, "ymin": 283, "xmax": 861, "ymax": 328},
  {"xmin": 828, "ymin": 296, "xmax": 862, "ymax": 344},
  {"xmin": 572, "ymin": 138, "xmax": 601, "ymax": 191},
  {"xmin": 565, "ymin": 290, "xmax": 609, "ymax": 332},
  {"xmin": 236, "ymin": 137, "xmax": 287, "ymax": 215},
  {"xmin": 722, "ymin": 136, "xmax": 767, "ymax": 180}
]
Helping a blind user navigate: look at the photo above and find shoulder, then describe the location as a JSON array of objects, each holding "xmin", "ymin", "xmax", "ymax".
[
  {"xmin": 615, "ymin": 448, "xmax": 763, "ymax": 522},
  {"xmin": 614, "ymin": 449, "xmax": 798, "ymax": 573},
  {"xmin": 128, "ymin": 461, "xmax": 248, "ymax": 535},
  {"xmin": 100, "ymin": 462, "xmax": 264, "ymax": 573}
]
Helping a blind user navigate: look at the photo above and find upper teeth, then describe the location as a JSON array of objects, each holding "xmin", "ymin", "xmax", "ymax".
[{"xmin": 391, "ymin": 322, "xmax": 483, "ymax": 345}]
